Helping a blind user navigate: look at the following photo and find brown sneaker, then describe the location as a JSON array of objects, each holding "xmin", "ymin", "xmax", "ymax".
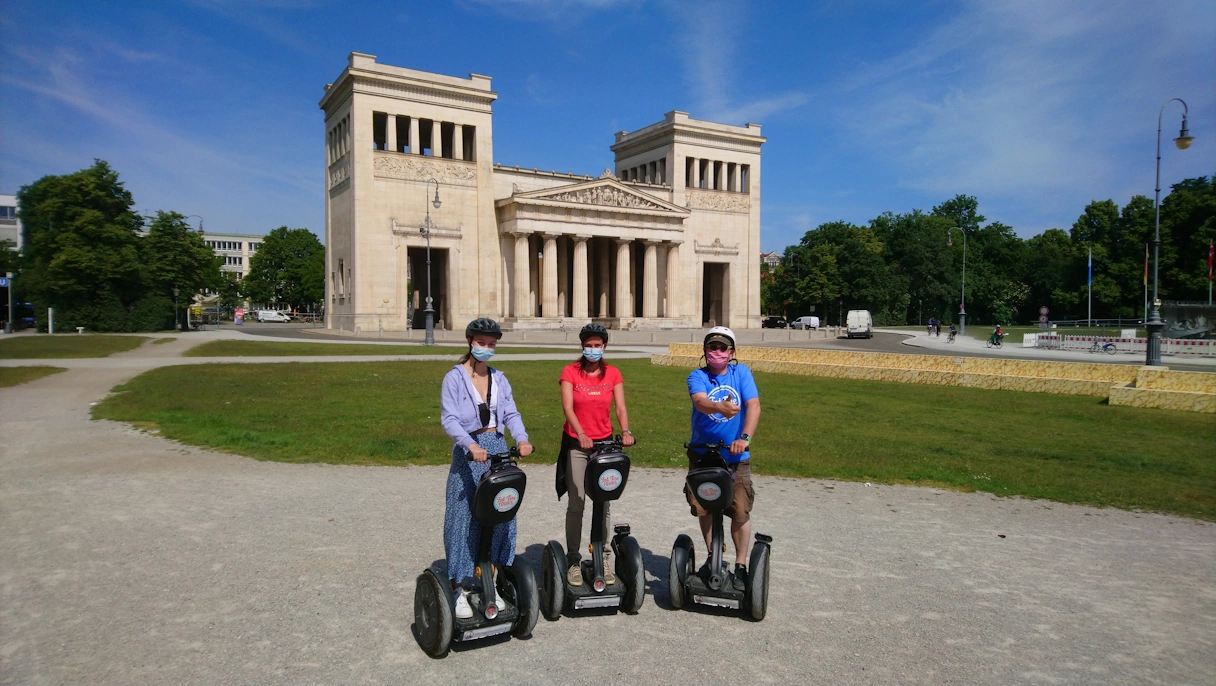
[
  {"xmin": 567, "ymin": 563, "xmax": 584, "ymax": 587},
  {"xmin": 602, "ymin": 549, "xmax": 616, "ymax": 585}
]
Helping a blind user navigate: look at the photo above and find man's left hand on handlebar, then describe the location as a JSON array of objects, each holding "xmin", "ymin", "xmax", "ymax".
[
  {"xmin": 621, "ymin": 432, "xmax": 636, "ymax": 447},
  {"xmin": 517, "ymin": 441, "xmax": 534, "ymax": 458},
  {"xmin": 729, "ymin": 438, "xmax": 749, "ymax": 455}
]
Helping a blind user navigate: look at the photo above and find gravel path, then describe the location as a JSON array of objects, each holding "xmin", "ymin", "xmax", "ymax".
[{"xmin": 1, "ymin": 338, "xmax": 1214, "ymax": 685}]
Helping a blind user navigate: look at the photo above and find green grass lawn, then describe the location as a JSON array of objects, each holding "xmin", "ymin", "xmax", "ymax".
[
  {"xmin": 182, "ymin": 340, "xmax": 587, "ymax": 357},
  {"xmin": 0, "ymin": 335, "xmax": 148, "ymax": 359},
  {"xmin": 92, "ymin": 358, "xmax": 1216, "ymax": 519},
  {"xmin": 0, "ymin": 366, "xmax": 67, "ymax": 387}
]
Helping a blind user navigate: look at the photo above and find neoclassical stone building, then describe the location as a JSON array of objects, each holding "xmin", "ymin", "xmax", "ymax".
[{"xmin": 320, "ymin": 53, "xmax": 765, "ymax": 332}]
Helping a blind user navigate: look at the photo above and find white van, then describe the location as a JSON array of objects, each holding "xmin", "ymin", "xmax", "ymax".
[
  {"xmin": 256, "ymin": 310, "xmax": 291, "ymax": 323},
  {"xmin": 791, "ymin": 316, "xmax": 819, "ymax": 330},
  {"xmin": 846, "ymin": 310, "xmax": 873, "ymax": 339}
]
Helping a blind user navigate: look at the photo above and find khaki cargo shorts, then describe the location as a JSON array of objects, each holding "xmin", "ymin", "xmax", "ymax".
[{"xmin": 683, "ymin": 455, "xmax": 754, "ymax": 523}]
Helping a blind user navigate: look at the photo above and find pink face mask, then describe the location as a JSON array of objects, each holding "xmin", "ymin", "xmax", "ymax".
[{"xmin": 706, "ymin": 349, "xmax": 732, "ymax": 368}]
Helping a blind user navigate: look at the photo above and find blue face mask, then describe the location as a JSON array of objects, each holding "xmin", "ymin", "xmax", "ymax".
[
  {"xmin": 583, "ymin": 347, "xmax": 604, "ymax": 362},
  {"xmin": 471, "ymin": 345, "xmax": 496, "ymax": 362}
]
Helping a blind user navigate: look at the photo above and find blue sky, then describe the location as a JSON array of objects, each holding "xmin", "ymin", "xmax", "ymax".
[{"xmin": 2, "ymin": 0, "xmax": 1213, "ymax": 252}]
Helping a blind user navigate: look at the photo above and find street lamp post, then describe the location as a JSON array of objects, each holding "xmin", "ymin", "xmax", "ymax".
[
  {"xmin": 1146, "ymin": 98, "xmax": 1194, "ymax": 366},
  {"xmin": 419, "ymin": 179, "xmax": 442, "ymax": 345},
  {"xmin": 947, "ymin": 226, "xmax": 967, "ymax": 336}
]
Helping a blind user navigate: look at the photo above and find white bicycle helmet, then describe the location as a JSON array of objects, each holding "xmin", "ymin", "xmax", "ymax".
[{"xmin": 704, "ymin": 326, "xmax": 736, "ymax": 349}]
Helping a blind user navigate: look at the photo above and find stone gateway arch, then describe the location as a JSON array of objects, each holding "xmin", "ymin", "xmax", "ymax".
[{"xmin": 320, "ymin": 53, "xmax": 765, "ymax": 332}]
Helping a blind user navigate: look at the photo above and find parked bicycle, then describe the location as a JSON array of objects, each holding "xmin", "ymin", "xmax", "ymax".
[{"xmin": 1089, "ymin": 339, "xmax": 1117, "ymax": 355}]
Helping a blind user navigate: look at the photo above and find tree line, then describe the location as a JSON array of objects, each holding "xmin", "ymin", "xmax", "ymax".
[
  {"xmin": 762, "ymin": 178, "xmax": 1215, "ymax": 326},
  {"xmin": 10, "ymin": 160, "xmax": 325, "ymax": 332}
]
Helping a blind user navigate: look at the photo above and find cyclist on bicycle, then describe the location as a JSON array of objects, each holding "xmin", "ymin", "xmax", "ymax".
[
  {"xmin": 928, "ymin": 317, "xmax": 937, "ymax": 336},
  {"xmin": 989, "ymin": 324, "xmax": 1004, "ymax": 345},
  {"xmin": 948, "ymin": 324, "xmax": 957, "ymax": 342}
]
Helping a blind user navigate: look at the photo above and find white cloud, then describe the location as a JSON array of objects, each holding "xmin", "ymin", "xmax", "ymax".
[
  {"xmin": 667, "ymin": 0, "xmax": 806, "ymax": 126},
  {"xmin": 835, "ymin": 0, "xmax": 1216, "ymax": 226}
]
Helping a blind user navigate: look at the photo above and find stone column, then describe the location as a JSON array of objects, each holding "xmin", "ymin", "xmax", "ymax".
[
  {"xmin": 556, "ymin": 235, "xmax": 568, "ymax": 317},
  {"xmin": 452, "ymin": 123, "xmax": 463, "ymax": 161},
  {"xmin": 615, "ymin": 239, "xmax": 633, "ymax": 318},
  {"xmin": 665, "ymin": 241, "xmax": 681, "ymax": 318},
  {"xmin": 431, "ymin": 120, "xmax": 442, "ymax": 158},
  {"xmin": 642, "ymin": 241, "xmax": 659, "ymax": 318},
  {"xmin": 597, "ymin": 240, "xmax": 610, "ymax": 317},
  {"xmin": 513, "ymin": 233, "xmax": 530, "ymax": 319},
  {"xmin": 542, "ymin": 234, "xmax": 558, "ymax": 318},
  {"xmin": 385, "ymin": 115, "xmax": 397, "ymax": 153},
  {"xmin": 408, "ymin": 117, "xmax": 420, "ymax": 154},
  {"xmin": 572, "ymin": 236, "xmax": 590, "ymax": 319},
  {"xmin": 689, "ymin": 156, "xmax": 698, "ymax": 188}
]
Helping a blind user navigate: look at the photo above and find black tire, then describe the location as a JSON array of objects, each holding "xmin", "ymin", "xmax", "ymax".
[
  {"xmin": 540, "ymin": 541, "xmax": 565, "ymax": 621},
  {"xmin": 413, "ymin": 568, "xmax": 453, "ymax": 657},
  {"xmin": 986, "ymin": 339, "xmax": 995, "ymax": 348},
  {"xmin": 617, "ymin": 535, "xmax": 645, "ymax": 614},
  {"xmin": 669, "ymin": 534, "xmax": 693, "ymax": 610},
  {"xmin": 1105, "ymin": 343, "xmax": 1116, "ymax": 355},
  {"xmin": 500, "ymin": 563, "xmax": 538, "ymax": 639},
  {"xmin": 746, "ymin": 542, "xmax": 771, "ymax": 621}
]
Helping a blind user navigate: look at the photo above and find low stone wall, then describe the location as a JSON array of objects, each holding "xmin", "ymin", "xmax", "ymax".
[{"xmin": 654, "ymin": 345, "xmax": 1215, "ymax": 412}]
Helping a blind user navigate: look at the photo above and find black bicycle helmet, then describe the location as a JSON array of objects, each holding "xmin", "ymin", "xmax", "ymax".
[
  {"xmin": 465, "ymin": 317, "xmax": 503, "ymax": 339},
  {"xmin": 579, "ymin": 323, "xmax": 609, "ymax": 345}
]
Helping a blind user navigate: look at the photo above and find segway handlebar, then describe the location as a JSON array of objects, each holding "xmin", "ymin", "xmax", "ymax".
[
  {"xmin": 589, "ymin": 434, "xmax": 633, "ymax": 451},
  {"xmin": 467, "ymin": 445, "xmax": 521, "ymax": 463},
  {"xmin": 684, "ymin": 440, "xmax": 728, "ymax": 451}
]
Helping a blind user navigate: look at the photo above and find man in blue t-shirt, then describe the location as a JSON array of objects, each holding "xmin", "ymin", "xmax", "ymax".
[{"xmin": 685, "ymin": 326, "xmax": 761, "ymax": 590}]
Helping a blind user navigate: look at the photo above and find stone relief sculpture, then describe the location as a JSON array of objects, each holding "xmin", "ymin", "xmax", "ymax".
[
  {"xmin": 686, "ymin": 189, "xmax": 750, "ymax": 213},
  {"xmin": 694, "ymin": 237, "xmax": 740, "ymax": 256},
  {"xmin": 373, "ymin": 153, "xmax": 477, "ymax": 186},
  {"xmin": 541, "ymin": 185, "xmax": 667, "ymax": 210},
  {"xmin": 329, "ymin": 158, "xmax": 350, "ymax": 189}
]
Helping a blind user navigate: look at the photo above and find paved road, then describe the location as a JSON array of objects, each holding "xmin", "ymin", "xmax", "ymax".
[{"xmin": 2, "ymin": 337, "xmax": 1214, "ymax": 685}]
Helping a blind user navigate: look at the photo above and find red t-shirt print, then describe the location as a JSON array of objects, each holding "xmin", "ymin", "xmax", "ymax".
[{"xmin": 559, "ymin": 363, "xmax": 623, "ymax": 440}]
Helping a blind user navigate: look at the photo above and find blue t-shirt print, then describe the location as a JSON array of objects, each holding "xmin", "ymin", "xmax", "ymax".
[{"xmin": 687, "ymin": 364, "xmax": 758, "ymax": 463}]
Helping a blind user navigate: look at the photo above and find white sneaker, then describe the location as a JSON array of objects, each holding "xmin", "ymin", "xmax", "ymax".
[
  {"xmin": 454, "ymin": 589, "xmax": 473, "ymax": 619},
  {"xmin": 495, "ymin": 592, "xmax": 507, "ymax": 612}
]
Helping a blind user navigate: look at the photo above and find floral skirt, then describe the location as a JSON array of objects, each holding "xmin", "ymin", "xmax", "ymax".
[{"xmin": 443, "ymin": 432, "xmax": 517, "ymax": 583}]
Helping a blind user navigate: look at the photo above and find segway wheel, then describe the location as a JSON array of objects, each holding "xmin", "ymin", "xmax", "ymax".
[
  {"xmin": 540, "ymin": 541, "xmax": 566, "ymax": 621},
  {"xmin": 669, "ymin": 534, "xmax": 694, "ymax": 610},
  {"xmin": 746, "ymin": 542, "xmax": 771, "ymax": 621},
  {"xmin": 617, "ymin": 535, "xmax": 645, "ymax": 614},
  {"xmin": 414, "ymin": 568, "xmax": 453, "ymax": 657},
  {"xmin": 502, "ymin": 563, "xmax": 539, "ymax": 639}
]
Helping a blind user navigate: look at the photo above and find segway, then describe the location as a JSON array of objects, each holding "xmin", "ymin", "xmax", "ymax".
[
  {"xmin": 414, "ymin": 446, "xmax": 539, "ymax": 657},
  {"xmin": 540, "ymin": 436, "xmax": 645, "ymax": 619},
  {"xmin": 668, "ymin": 441, "xmax": 772, "ymax": 620}
]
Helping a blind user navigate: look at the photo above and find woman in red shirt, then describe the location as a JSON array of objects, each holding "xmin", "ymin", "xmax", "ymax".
[{"xmin": 557, "ymin": 323, "xmax": 635, "ymax": 587}]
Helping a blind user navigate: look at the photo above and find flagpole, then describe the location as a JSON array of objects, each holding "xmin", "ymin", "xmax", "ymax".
[
  {"xmin": 1144, "ymin": 243, "xmax": 1149, "ymax": 326},
  {"xmin": 1087, "ymin": 247, "xmax": 1092, "ymax": 327}
]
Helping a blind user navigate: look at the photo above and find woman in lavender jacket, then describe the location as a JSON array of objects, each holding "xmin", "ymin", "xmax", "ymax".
[{"xmin": 440, "ymin": 318, "xmax": 534, "ymax": 620}]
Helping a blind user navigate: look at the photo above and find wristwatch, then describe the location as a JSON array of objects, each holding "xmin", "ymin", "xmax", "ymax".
[
  {"xmin": 622, "ymin": 429, "xmax": 633, "ymax": 435},
  {"xmin": 740, "ymin": 434, "xmax": 751, "ymax": 442}
]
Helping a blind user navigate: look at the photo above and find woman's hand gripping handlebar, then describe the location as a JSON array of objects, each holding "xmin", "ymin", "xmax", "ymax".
[{"xmin": 466, "ymin": 442, "xmax": 534, "ymax": 463}]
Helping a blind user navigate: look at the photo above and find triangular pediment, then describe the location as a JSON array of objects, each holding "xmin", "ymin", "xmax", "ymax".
[{"xmin": 512, "ymin": 178, "xmax": 689, "ymax": 215}]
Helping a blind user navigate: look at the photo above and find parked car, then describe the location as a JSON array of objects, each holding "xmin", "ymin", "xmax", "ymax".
[
  {"xmin": 846, "ymin": 310, "xmax": 873, "ymax": 338},
  {"xmin": 256, "ymin": 310, "xmax": 291, "ymax": 323},
  {"xmin": 791, "ymin": 316, "xmax": 819, "ymax": 330},
  {"xmin": 762, "ymin": 316, "xmax": 788, "ymax": 329}
]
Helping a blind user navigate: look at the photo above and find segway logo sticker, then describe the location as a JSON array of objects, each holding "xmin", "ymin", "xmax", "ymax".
[
  {"xmin": 704, "ymin": 384, "xmax": 741, "ymax": 423},
  {"xmin": 494, "ymin": 488, "xmax": 520, "ymax": 512},
  {"xmin": 598, "ymin": 469, "xmax": 623, "ymax": 492},
  {"xmin": 697, "ymin": 482, "xmax": 722, "ymax": 501}
]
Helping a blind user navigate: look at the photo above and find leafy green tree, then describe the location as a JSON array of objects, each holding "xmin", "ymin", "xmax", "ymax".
[
  {"xmin": 17, "ymin": 160, "xmax": 144, "ymax": 331},
  {"xmin": 1161, "ymin": 177, "xmax": 1216, "ymax": 301},
  {"xmin": 138, "ymin": 211, "xmax": 222, "ymax": 328},
  {"xmin": 242, "ymin": 227, "xmax": 325, "ymax": 310},
  {"xmin": 216, "ymin": 272, "xmax": 243, "ymax": 318}
]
